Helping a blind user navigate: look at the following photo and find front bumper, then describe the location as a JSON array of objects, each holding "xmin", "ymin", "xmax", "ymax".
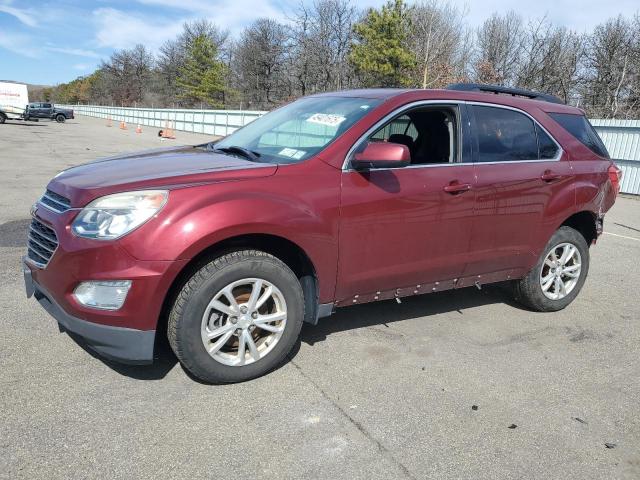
[{"xmin": 24, "ymin": 261, "xmax": 155, "ymax": 364}]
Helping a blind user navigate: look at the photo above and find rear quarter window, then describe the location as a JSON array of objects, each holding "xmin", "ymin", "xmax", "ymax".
[{"xmin": 549, "ymin": 113, "xmax": 609, "ymax": 158}]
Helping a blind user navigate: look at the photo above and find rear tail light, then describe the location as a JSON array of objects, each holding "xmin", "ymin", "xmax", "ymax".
[{"xmin": 608, "ymin": 164, "xmax": 622, "ymax": 195}]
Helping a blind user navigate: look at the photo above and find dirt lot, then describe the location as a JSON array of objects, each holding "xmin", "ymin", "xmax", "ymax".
[{"xmin": 1, "ymin": 116, "xmax": 639, "ymax": 479}]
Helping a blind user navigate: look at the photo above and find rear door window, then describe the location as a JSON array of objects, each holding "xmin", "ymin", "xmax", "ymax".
[
  {"xmin": 548, "ymin": 113, "xmax": 609, "ymax": 158},
  {"xmin": 536, "ymin": 125, "xmax": 559, "ymax": 159},
  {"xmin": 472, "ymin": 106, "xmax": 539, "ymax": 162}
]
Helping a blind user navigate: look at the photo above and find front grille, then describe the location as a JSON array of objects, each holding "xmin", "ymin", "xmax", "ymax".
[
  {"xmin": 27, "ymin": 218, "xmax": 58, "ymax": 267},
  {"xmin": 40, "ymin": 189, "xmax": 71, "ymax": 213}
]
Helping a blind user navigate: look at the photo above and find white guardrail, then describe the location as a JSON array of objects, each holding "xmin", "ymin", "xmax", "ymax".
[
  {"xmin": 63, "ymin": 105, "xmax": 640, "ymax": 194},
  {"xmin": 60, "ymin": 105, "xmax": 266, "ymax": 137}
]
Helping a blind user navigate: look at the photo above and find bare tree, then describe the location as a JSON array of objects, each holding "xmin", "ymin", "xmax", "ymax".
[
  {"xmin": 516, "ymin": 18, "xmax": 584, "ymax": 103},
  {"xmin": 582, "ymin": 16, "xmax": 635, "ymax": 117},
  {"xmin": 101, "ymin": 45, "xmax": 154, "ymax": 105},
  {"xmin": 473, "ymin": 11, "xmax": 525, "ymax": 85},
  {"xmin": 233, "ymin": 19, "xmax": 291, "ymax": 109},
  {"xmin": 408, "ymin": 0, "xmax": 467, "ymax": 88}
]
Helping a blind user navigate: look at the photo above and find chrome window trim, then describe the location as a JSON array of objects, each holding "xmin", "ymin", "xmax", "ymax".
[
  {"xmin": 341, "ymin": 100, "xmax": 461, "ymax": 172},
  {"xmin": 341, "ymin": 99, "xmax": 564, "ymax": 172},
  {"xmin": 467, "ymin": 101, "xmax": 563, "ymax": 163}
]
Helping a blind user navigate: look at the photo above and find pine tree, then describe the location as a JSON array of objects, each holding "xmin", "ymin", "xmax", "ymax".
[
  {"xmin": 177, "ymin": 34, "xmax": 227, "ymax": 107},
  {"xmin": 349, "ymin": 0, "xmax": 416, "ymax": 87}
]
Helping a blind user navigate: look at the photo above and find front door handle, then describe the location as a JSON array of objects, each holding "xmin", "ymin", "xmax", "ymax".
[
  {"xmin": 443, "ymin": 182, "xmax": 472, "ymax": 194},
  {"xmin": 541, "ymin": 171, "xmax": 564, "ymax": 182}
]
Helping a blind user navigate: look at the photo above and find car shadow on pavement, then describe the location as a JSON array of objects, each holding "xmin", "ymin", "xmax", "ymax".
[
  {"xmin": 300, "ymin": 284, "xmax": 520, "ymax": 346},
  {"xmin": 67, "ymin": 331, "xmax": 179, "ymax": 381},
  {"xmin": 4, "ymin": 122, "xmax": 49, "ymax": 127},
  {"xmin": 65, "ymin": 284, "xmax": 519, "ymax": 382}
]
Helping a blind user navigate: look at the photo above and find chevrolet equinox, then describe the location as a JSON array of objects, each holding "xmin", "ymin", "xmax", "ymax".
[{"xmin": 24, "ymin": 84, "xmax": 621, "ymax": 383}]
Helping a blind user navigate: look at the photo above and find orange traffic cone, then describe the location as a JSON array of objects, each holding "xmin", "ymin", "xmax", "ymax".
[
  {"xmin": 106, "ymin": 116, "xmax": 112, "ymax": 127},
  {"xmin": 135, "ymin": 124, "xmax": 142, "ymax": 134},
  {"xmin": 161, "ymin": 120, "xmax": 175, "ymax": 139},
  {"xmin": 120, "ymin": 120, "xmax": 127, "ymax": 130}
]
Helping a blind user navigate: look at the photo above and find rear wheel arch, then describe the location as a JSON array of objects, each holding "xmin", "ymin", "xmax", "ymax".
[
  {"xmin": 560, "ymin": 211, "xmax": 598, "ymax": 246},
  {"xmin": 158, "ymin": 233, "xmax": 320, "ymax": 342}
]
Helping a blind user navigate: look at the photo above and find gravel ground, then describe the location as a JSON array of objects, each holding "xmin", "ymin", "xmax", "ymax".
[{"xmin": 1, "ymin": 116, "xmax": 638, "ymax": 479}]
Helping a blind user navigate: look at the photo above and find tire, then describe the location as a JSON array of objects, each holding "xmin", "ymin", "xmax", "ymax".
[
  {"xmin": 0, "ymin": 113, "xmax": 5, "ymax": 124},
  {"xmin": 55, "ymin": 114, "xmax": 66, "ymax": 123},
  {"xmin": 514, "ymin": 226, "xmax": 589, "ymax": 312},
  {"xmin": 168, "ymin": 250, "xmax": 304, "ymax": 383}
]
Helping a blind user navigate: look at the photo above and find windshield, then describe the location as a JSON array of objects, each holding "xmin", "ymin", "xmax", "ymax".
[{"xmin": 213, "ymin": 96, "xmax": 382, "ymax": 164}]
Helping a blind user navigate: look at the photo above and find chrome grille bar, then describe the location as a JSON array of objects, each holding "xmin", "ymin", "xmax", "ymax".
[
  {"xmin": 39, "ymin": 189, "xmax": 71, "ymax": 213},
  {"xmin": 26, "ymin": 218, "xmax": 58, "ymax": 268}
]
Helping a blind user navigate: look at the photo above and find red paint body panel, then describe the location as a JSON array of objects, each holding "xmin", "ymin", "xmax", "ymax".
[{"xmin": 27, "ymin": 88, "xmax": 618, "ymax": 339}]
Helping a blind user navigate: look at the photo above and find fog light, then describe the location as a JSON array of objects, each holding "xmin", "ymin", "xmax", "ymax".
[{"xmin": 73, "ymin": 280, "xmax": 132, "ymax": 310}]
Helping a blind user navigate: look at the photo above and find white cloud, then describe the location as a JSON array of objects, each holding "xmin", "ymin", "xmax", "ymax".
[
  {"xmin": 73, "ymin": 63, "xmax": 92, "ymax": 70},
  {"xmin": 93, "ymin": 7, "xmax": 184, "ymax": 51},
  {"xmin": 0, "ymin": 1, "xmax": 37, "ymax": 27},
  {"xmin": 0, "ymin": 31, "xmax": 40, "ymax": 57},
  {"xmin": 46, "ymin": 46, "xmax": 102, "ymax": 58},
  {"xmin": 133, "ymin": 0, "xmax": 287, "ymax": 32}
]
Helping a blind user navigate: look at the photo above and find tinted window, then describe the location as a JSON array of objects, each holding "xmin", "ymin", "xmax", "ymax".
[
  {"xmin": 473, "ymin": 106, "xmax": 538, "ymax": 162},
  {"xmin": 42, "ymin": 103, "xmax": 52, "ymax": 108},
  {"xmin": 549, "ymin": 113, "xmax": 609, "ymax": 158},
  {"xmin": 536, "ymin": 124, "xmax": 559, "ymax": 159}
]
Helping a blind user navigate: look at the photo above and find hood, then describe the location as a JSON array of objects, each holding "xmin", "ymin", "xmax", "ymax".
[{"xmin": 48, "ymin": 145, "xmax": 277, "ymax": 207}]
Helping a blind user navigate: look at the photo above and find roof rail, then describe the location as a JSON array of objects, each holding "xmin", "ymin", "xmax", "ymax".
[{"xmin": 446, "ymin": 83, "xmax": 564, "ymax": 105}]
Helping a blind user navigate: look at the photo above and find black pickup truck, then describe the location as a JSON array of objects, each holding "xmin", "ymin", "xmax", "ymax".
[{"xmin": 23, "ymin": 103, "xmax": 74, "ymax": 123}]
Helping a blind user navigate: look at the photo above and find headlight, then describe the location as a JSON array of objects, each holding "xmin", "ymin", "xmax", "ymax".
[{"xmin": 72, "ymin": 190, "xmax": 168, "ymax": 240}]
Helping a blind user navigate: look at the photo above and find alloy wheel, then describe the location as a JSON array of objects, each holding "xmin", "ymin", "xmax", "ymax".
[
  {"xmin": 200, "ymin": 278, "xmax": 287, "ymax": 366},
  {"xmin": 539, "ymin": 242, "xmax": 582, "ymax": 300}
]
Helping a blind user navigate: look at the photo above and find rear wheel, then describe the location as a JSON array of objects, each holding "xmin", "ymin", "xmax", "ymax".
[
  {"xmin": 514, "ymin": 226, "xmax": 589, "ymax": 312},
  {"xmin": 55, "ymin": 114, "xmax": 66, "ymax": 123},
  {"xmin": 167, "ymin": 250, "xmax": 304, "ymax": 383},
  {"xmin": 0, "ymin": 113, "xmax": 6, "ymax": 124}
]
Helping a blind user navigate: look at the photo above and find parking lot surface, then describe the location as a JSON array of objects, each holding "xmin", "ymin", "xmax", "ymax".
[{"xmin": 1, "ymin": 116, "xmax": 639, "ymax": 479}]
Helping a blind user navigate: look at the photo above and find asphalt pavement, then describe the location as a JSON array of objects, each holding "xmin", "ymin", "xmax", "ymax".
[{"xmin": 1, "ymin": 116, "xmax": 638, "ymax": 479}]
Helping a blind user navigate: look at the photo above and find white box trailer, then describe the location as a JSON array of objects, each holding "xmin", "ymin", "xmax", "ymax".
[{"xmin": 0, "ymin": 82, "xmax": 29, "ymax": 123}]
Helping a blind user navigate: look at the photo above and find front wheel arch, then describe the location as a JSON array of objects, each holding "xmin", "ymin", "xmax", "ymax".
[{"xmin": 158, "ymin": 234, "xmax": 320, "ymax": 345}]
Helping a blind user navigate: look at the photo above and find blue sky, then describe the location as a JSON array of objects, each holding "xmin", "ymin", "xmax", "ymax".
[{"xmin": 1, "ymin": 0, "xmax": 639, "ymax": 86}]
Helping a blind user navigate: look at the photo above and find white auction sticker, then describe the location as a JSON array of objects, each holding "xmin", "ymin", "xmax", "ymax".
[
  {"xmin": 306, "ymin": 113, "xmax": 346, "ymax": 127},
  {"xmin": 279, "ymin": 148, "xmax": 306, "ymax": 159}
]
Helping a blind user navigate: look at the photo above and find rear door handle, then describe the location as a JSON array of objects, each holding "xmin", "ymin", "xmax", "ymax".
[
  {"xmin": 443, "ymin": 182, "xmax": 472, "ymax": 194},
  {"xmin": 541, "ymin": 171, "xmax": 564, "ymax": 182}
]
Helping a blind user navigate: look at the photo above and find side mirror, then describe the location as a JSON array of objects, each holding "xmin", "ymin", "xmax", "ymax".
[{"xmin": 351, "ymin": 142, "xmax": 411, "ymax": 170}]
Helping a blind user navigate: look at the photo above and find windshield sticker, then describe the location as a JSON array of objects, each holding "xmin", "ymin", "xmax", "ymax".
[
  {"xmin": 306, "ymin": 113, "xmax": 346, "ymax": 128},
  {"xmin": 279, "ymin": 148, "xmax": 306, "ymax": 159}
]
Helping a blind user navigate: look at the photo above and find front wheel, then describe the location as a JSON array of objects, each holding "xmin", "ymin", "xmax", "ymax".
[
  {"xmin": 0, "ymin": 113, "xmax": 6, "ymax": 124},
  {"xmin": 55, "ymin": 114, "xmax": 66, "ymax": 123},
  {"xmin": 514, "ymin": 226, "xmax": 589, "ymax": 312},
  {"xmin": 167, "ymin": 250, "xmax": 304, "ymax": 383}
]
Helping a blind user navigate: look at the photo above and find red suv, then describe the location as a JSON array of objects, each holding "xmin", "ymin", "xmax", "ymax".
[{"xmin": 24, "ymin": 84, "xmax": 621, "ymax": 383}]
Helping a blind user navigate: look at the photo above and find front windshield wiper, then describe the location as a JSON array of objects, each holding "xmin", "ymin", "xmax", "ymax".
[{"xmin": 212, "ymin": 145, "xmax": 261, "ymax": 162}]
